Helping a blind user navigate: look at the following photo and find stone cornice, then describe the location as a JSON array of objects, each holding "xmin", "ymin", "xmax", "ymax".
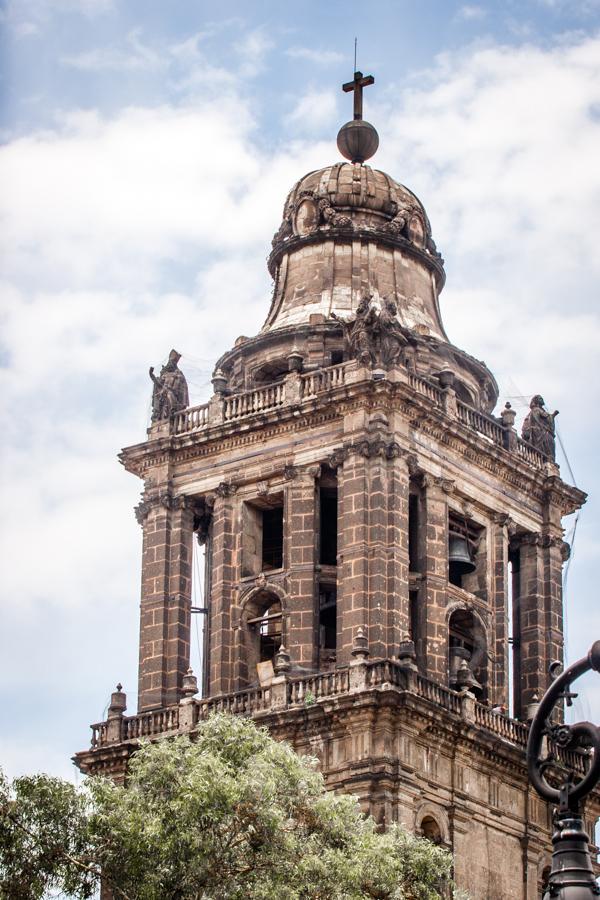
[{"xmin": 267, "ymin": 226, "xmax": 446, "ymax": 290}]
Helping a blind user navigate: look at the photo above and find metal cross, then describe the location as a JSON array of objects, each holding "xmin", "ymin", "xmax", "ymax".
[{"xmin": 342, "ymin": 70, "xmax": 375, "ymax": 120}]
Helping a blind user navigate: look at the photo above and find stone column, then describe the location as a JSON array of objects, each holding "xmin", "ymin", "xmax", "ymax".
[
  {"xmin": 206, "ymin": 482, "xmax": 238, "ymax": 696},
  {"xmin": 284, "ymin": 464, "xmax": 319, "ymax": 670},
  {"xmin": 136, "ymin": 491, "xmax": 194, "ymax": 712},
  {"xmin": 386, "ymin": 449, "xmax": 411, "ymax": 653},
  {"xmin": 421, "ymin": 474, "xmax": 452, "ymax": 682},
  {"xmin": 491, "ymin": 513, "xmax": 510, "ymax": 708},
  {"xmin": 515, "ymin": 529, "xmax": 566, "ymax": 714},
  {"xmin": 337, "ymin": 437, "xmax": 410, "ymax": 663},
  {"xmin": 337, "ymin": 447, "xmax": 370, "ymax": 663}
]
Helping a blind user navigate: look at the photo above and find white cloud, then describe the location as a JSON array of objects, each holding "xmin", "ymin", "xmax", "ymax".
[
  {"xmin": 61, "ymin": 29, "xmax": 164, "ymax": 72},
  {"xmin": 285, "ymin": 89, "xmax": 338, "ymax": 132},
  {"xmin": 286, "ymin": 47, "xmax": 345, "ymax": 65},
  {"xmin": 234, "ymin": 27, "xmax": 274, "ymax": 78},
  {"xmin": 2, "ymin": 28, "xmax": 600, "ymax": 769},
  {"xmin": 456, "ymin": 5, "xmax": 487, "ymax": 21}
]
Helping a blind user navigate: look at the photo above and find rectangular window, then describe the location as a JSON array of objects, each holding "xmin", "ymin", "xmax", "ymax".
[
  {"xmin": 409, "ymin": 492, "xmax": 420, "ymax": 572},
  {"xmin": 262, "ymin": 507, "xmax": 283, "ymax": 570},
  {"xmin": 319, "ymin": 487, "xmax": 338, "ymax": 566},
  {"xmin": 242, "ymin": 496, "xmax": 284, "ymax": 577}
]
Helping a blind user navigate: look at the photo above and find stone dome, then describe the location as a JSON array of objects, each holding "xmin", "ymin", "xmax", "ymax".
[
  {"xmin": 265, "ymin": 161, "xmax": 446, "ymax": 341},
  {"xmin": 269, "ymin": 162, "xmax": 440, "ymax": 275}
]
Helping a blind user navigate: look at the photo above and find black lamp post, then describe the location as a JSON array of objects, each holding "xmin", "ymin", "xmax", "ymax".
[{"xmin": 527, "ymin": 641, "xmax": 600, "ymax": 898}]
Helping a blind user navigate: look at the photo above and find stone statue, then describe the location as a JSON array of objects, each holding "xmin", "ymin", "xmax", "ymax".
[
  {"xmin": 521, "ymin": 395, "xmax": 559, "ymax": 460},
  {"xmin": 149, "ymin": 349, "xmax": 189, "ymax": 422},
  {"xmin": 379, "ymin": 297, "xmax": 407, "ymax": 366},
  {"xmin": 333, "ymin": 294, "xmax": 408, "ymax": 369},
  {"xmin": 333, "ymin": 294, "xmax": 376, "ymax": 366}
]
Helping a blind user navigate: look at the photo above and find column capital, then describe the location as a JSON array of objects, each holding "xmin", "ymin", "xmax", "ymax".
[
  {"xmin": 135, "ymin": 490, "xmax": 202, "ymax": 526},
  {"xmin": 345, "ymin": 437, "xmax": 404, "ymax": 460},
  {"xmin": 215, "ymin": 481, "xmax": 238, "ymax": 498}
]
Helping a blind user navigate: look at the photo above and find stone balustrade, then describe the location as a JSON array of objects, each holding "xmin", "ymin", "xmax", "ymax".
[
  {"xmin": 299, "ymin": 361, "xmax": 349, "ymax": 399},
  {"xmin": 90, "ymin": 661, "xmax": 528, "ymax": 751},
  {"xmin": 163, "ymin": 362, "xmax": 548, "ymax": 471}
]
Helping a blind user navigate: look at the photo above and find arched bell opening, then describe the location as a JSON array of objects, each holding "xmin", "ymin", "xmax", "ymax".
[
  {"xmin": 448, "ymin": 607, "xmax": 487, "ymax": 699},
  {"xmin": 448, "ymin": 513, "xmax": 485, "ymax": 595},
  {"xmin": 420, "ymin": 815, "xmax": 443, "ymax": 846},
  {"xmin": 238, "ymin": 589, "xmax": 285, "ymax": 687}
]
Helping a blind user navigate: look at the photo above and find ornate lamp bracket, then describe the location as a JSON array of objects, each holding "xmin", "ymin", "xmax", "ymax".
[{"xmin": 527, "ymin": 641, "xmax": 600, "ymax": 898}]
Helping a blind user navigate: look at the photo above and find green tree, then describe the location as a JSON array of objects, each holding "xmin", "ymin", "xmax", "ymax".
[{"xmin": 1, "ymin": 713, "xmax": 458, "ymax": 899}]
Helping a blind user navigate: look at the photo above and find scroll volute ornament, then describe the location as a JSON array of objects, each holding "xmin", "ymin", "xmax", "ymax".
[{"xmin": 294, "ymin": 195, "xmax": 318, "ymax": 236}]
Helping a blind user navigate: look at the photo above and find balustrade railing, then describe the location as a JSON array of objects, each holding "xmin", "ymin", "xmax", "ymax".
[
  {"xmin": 300, "ymin": 362, "xmax": 348, "ymax": 398},
  {"xmin": 165, "ymin": 363, "xmax": 546, "ymax": 471},
  {"xmin": 90, "ymin": 661, "xmax": 538, "ymax": 753},
  {"xmin": 456, "ymin": 400, "xmax": 505, "ymax": 446},
  {"xmin": 516, "ymin": 437, "xmax": 547, "ymax": 468},
  {"xmin": 122, "ymin": 707, "xmax": 180, "ymax": 741},
  {"xmin": 408, "ymin": 372, "xmax": 444, "ymax": 405},
  {"xmin": 223, "ymin": 383, "xmax": 285, "ymax": 421},
  {"xmin": 172, "ymin": 403, "xmax": 210, "ymax": 435}
]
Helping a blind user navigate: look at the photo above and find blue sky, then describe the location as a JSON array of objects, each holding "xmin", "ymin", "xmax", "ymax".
[{"xmin": 1, "ymin": 0, "xmax": 600, "ymax": 781}]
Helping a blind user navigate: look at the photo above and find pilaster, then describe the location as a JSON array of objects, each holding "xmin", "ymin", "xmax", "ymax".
[
  {"xmin": 136, "ymin": 491, "xmax": 194, "ymax": 711},
  {"xmin": 207, "ymin": 482, "xmax": 238, "ymax": 696},
  {"xmin": 421, "ymin": 474, "xmax": 451, "ymax": 682},
  {"xmin": 284, "ymin": 464, "xmax": 319, "ymax": 669},
  {"xmin": 491, "ymin": 513, "xmax": 510, "ymax": 708}
]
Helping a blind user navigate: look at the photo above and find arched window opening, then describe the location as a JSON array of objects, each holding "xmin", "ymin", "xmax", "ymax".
[
  {"xmin": 448, "ymin": 609, "xmax": 486, "ymax": 697},
  {"xmin": 420, "ymin": 816, "xmax": 443, "ymax": 845},
  {"xmin": 448, "ymin": 513, "xmax": 483, "ymax": 591},
  {"xmin": 240, "ymin": 590, "xmax": 285, "ymax": 686},
  {"xmin": 248, "ymin": 598, "xmax": 282, "ymax": 663}
]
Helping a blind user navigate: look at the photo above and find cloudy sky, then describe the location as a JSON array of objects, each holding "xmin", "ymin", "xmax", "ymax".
[{"xmin": 1, "ymin": 0, "xmax": 600, "ymax": 781}]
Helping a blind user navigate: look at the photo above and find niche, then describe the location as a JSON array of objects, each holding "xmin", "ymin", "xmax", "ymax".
[
  {"xmin": 319, "ymin": 468, "xmax": 338, "ymax": 567},
  {"xmin": 242, "ymin": 496, "xmax": 284, "ymax": 577}
]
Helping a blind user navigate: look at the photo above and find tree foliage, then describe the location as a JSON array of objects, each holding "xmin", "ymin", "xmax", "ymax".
[{"xmin": 0, "ymin": 714, "xmax": 459, "ymax": 899}]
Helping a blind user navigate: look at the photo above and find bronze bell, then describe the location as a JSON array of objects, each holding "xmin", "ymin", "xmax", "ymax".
[{"xmin": 448, "ymin": 531, "xmax": 476, "ymax": 577}]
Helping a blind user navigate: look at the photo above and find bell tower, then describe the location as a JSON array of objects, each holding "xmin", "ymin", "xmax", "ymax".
[{"xmin": 75, "ymin": 73, "xmax": 598, "ymax": 899}]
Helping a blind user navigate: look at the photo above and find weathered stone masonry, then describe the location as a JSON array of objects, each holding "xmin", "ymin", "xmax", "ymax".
[{"xmin": 75, "ymin": 148, "xmax": 599, "ymax": 899}]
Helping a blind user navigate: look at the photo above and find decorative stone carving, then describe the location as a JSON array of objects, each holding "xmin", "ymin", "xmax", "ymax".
[
  {"xmin": 317, "ymin": 197, "xmax": 352, "ymax": 229},
  {"xmin": 134, "ymin": 489, "xmax": 196, "ymax": 525},
  {"xmin": 382, "ymin": 202, "xmax": 408, "ymax": 236},
  {"xmin": 346, "ymin": 437, "xmax": 403, "ymax": 460},
  {"xmin": 294, "ymin": 196, "xmax": 319, "ymax": 236},
  {"xmin": 521, "ymin": 395, "xmax": 559, "ymax": 461},
  {"xmin": 327, "ymin": 448, "xmax": 348, "ymax": 469},
  {"xmin": 407, "ymin": 214, "xmax": 426, "ymax": 248},
  {"xmin": 332, "ymin": 293, "xmax": 409, "ymax": 369},
  {"xmin": 283, "ymin": 464, "xmax": 298, "ymax": 480},
  {"xmin": 215, "ymin": 481, "xmax": 238, "ymax": 498},
  {"xmin": 149, "ymin": 349, "xmax": 189, "ymax": 422},
  {"xmin": 194, "ymin": 496, "xmax": 214, "ymax": 546}
]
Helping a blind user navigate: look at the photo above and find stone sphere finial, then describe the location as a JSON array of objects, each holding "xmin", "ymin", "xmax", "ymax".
[
  {"xmin": 182, "ymin": 667, "xmax": 199, "ymax": 699},
  {"xmin": 351, "ymin": 626, "xmax": 370, "ymax": 660},
  {"xmin": 337, "ymin": 120, "xmax": 379, "ymax": 164},
  {"xmin": 274, "ymin": 645, "xmax": 291, "ymax": 675}
]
